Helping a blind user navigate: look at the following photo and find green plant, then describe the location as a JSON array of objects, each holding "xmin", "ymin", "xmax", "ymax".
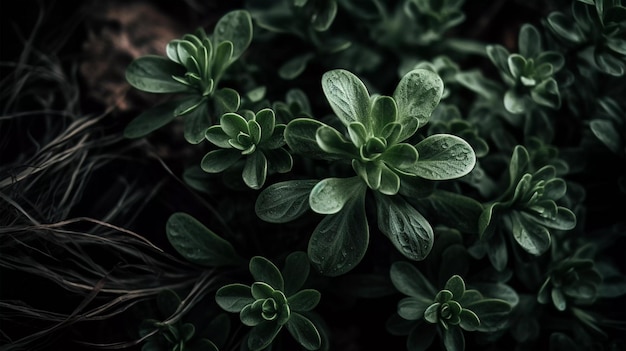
[
  {"xmin": 388, "ymin": 266, "xmax": 512, "ymax": 351},
  {"xmin": 215, "ymin": 253, "xmax": 325, "ymax": 351},
  {"xmin": 123, "ymin": 10, "xmax": 253, "ymax": 143}
]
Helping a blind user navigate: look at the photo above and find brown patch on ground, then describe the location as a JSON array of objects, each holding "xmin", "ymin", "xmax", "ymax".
[{"xmin": 80, "ymin": 1, "xmax": 187, "ymax": 112}]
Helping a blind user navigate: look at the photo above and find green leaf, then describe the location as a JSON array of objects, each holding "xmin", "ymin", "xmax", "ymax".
[
  {"xmin": 423, "ymin": 303, "xmax": 440, "ymax": 324},
  {"xmin": 316, "ymin": 125, "xmax": 359, "ymax": 158},
  {"xmin": 552, "ymin": 288, "xmax": 567, "ymax": 311},
  {"xmin": 508, "ymin": 54, "xmax": 527, "ymax": 79},
  {"xmin": 389, "ymin": 261, "xmax": 437, "ymax": 298},
  {"xmin": 250, "ymin": 256, "xmax": 285, "ymax": 291},
  {"xmin": 321, "ymin": 69, "xmax": 372, "ymax": 129},
  {"xmin": 124, "ymin": 100, "xmax": 180, "ymax": 139},
  {"xmin": 215, "ymin": 284, "xmax": 254, "ymax": 312},
  {"xmin": 308, "ymin": 191, "xmax": 369, "ymax": 276},
  {"xmin": 212, "ymin": 41, "xmax": 234, "ymax": 78},
  {"xmin": 279, "ymin": 53, "xmax": 315, "ymax": 80},
  {"xmin": 286, "ymin": 312, "xmax": 322, "ymax": 350},
  {"xmin": 251, "ymin": 282, "xmax": 275, "ymax": 300},
  {"xmin": 393, "ymin": 69, "xmax": 444, "ymax": 138},
  {"xmin": 412, "ymin": 134, "xmax": 476, "ymax": 180},
  {"xmin": 183, "ymin": 101, "xmax": 211, "ymax": 144},
  {"xmin": 519, "ymin": 24, "xmax": 541, "ymax": 58},
  {"xmin": 509, "ymin": 145, "xmax": 531, "ymax": 185},
  {"xmin": 455, "ymin": 70, "xmax": 501, "ymax": 100},
  {"xmin": 471, "ymin": 283, "xmax": 519, "ymax": 307},
  {"xmin": 417, "ymin": 190, "xmax": 484, "ymax": 234},
  {"xmin": 510, "ymin": 211, "xmax": 552, "ymax": 255},
  {"xmin": 125, "ymin": 56, "xmax": 190, "ymax": 93},
  {"xmin": 381, "ymin": 143, "xmax": 419, "ymax": 171},
  {"xmin": 214, "ymin": 88, "xmax": 242, "ymax": 115},
  {"xmin": 213, "ymin": 10, "xmax": 253, "ymax": 61},
  {"xmin": 445, "ymin": 275, "xmax": 466, "ymax": 300},
  {"xmin": 312, "ymin": 1, "xmax": 338, "ymax": 31},
  {"xmin": 255, "ymin": 180, "xmax": 317, "ymax": 223},
  {"xmin": 281, "ymin": 252, "xmax": 311, "ymax": 296},
  {"xmin": 526, "ymin": 207, "xmax": 577, "ymax": 230},
  {"xmin": 443, "ymin": 326, "xmax": 465, "ymax": 351},
  {"xmin": 375, "ymin": 193, "xmax": 434, "ymax": 261},
  {"xmin": 397, "ymin": 296, "xmax": 432, "ymax": 320},
  {"xmin": 286, "ymin": 118, "xmax": 341, "ymax": 160},
  {"xmin": 288, "ymin": 290, "xmax": 321, "ymax": 312},
  {"xmin": 466, "ymin": 299, "xmax": 512, "ymax": 332},
  {"xmin": 205, "ymin": 126, "xmax": 231, "ymax": 148},
  {"xmin": 243, "ymin": 151, "xmax": 268, "ymax": 189},
  {"xmin": 167, "ymin": 39, "xmax": 195, "ymax": 66},
  {"xmin": 504, "ymin": 89, "xmax": 528, "ymax": 114},
  {"xmin": 546, "ymin": 12, "xmax": 585, "ymax": 43},
  {"xmin": 181, "ymin": 323, "xmax": 196, "ymax": 342},
  {"xmin": 487, "ymin": 230, "xmax": 509, "ymax": 272},
  {"xmin": 594, "ymin": 52, "xmax": 625, "ymax": 76},
  {"xmin": 201, "ymin": 149, "xmax": 241, "ymax": 173},
  {"xmin": 459, "ymin": 309, "xmax": 480, "ymax": 331},
  {"xmin": 309, "ymin": 177, "xmax": 365, "ymax": 214},
  {"xmin": 537, "ymin": 51, "xmax": 565, "ymax": 71},
  {"xmin": 371, "ymin": 95, "xmax": 398, "ymax": 134},
  {"xmin": 248, "ymin": 321, "xmax": 282, "ymax": 351},
  {"xmin": 174, "ymin": 95, "xmax": 206, "ymax": 116},
  {"xmin": 166, "ymin": 212, "xmax": 243, "ymax": 266},
  {"xmin": 255, "ymin": 109, "xmax": 276, "ymax": 144},
  {"xmin": 531, "ymin": 78, "xmax": 561, "ymax": 109},
  {"xmin": 221, "ymin": 112, "xmax": 248, "ymax": 138},
  {"xmin": 487, "ymin": 45, "xmax": 512, "ymax": 79},
  {"xmin": 590, "ymin": 119, "xmax": 623, "ymax": 154}
]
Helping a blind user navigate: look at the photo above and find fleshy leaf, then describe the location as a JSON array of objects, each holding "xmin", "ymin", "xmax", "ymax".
[
  {"xmin": 288, "ymin": 290, "xmax": 321, "ymax": 312},
  {"xmin": 248, "ymin": 321, "xmax": 282, "ymax": 351},
  {"xmin": 124, "ymin": 100, "xmax": 180, "ymax": 139},
  {"xmin": 166, "ymin": 212, "xmax": 243, "ymax": 266},
  {"xmin": 255, "ymin": 180, "xmax": 317, "ymax": 223},
  {"xmin": 375, "ymin": 193, "xmax": 434, "ymax": 261},
  {"xmin": 309, "ymin": 177, "xmax": 365, "ymax": 214},
  {"xmin": 389, "ymin": 261, "xmax": 437, "ymax": 298},
  {"xmin": 183, "ymin": 102, "xmax": 211, "ymax": 144},
  {"xmin": 444, "ymin": 275, "xmax": 466, "ymax": 300},
  {"xmin": 397, "ymin": 296, "xmax": 432, "ymax": 320},
  {"xmin": 371, "ymin": 95, "xmax": 398, "ymax": 134},
  {"xmin": 286, "ymin": 118, "xmax": 341, "ymax": 160},
  {"xmin": 213, "ymin": 10, "xmax": 253, "ymax": 61},
  {"xmin": 411, "ymin": 134, "xmax": 476, "ymax": 180},
  {"xmin": 215, "ymin": 284, "xmax": 254, "ymax": 312},
  {"xmin": 285, "ymin": 312, "xmax": 322, "ymax": 350},
  {"xmin": 250, "ymin": 256, "xmax": 285, "ymax": 291},
  {"xmin": 125, "ymin": 56, "xmax": 190, "ymax": 93},
  {"xmin": 510, "ymin": 211, "xmax": 552, "ymax": 255},
  {"xmin": 308, "ymin": 191, "xmax": 369, "ymax": 276},
  {"xmin": 443, "ymin": 326, "xmax": 465, "ymax": 351},
  {"xmin": 393, "ymin": 69, "xmax": 444, "ymax": 135},
  {"xmin": 243, "ymin": 151, "xmax": 268, "ymax": 189},
  {"xmin": 201, "ymin": 149, "xmax": 241, "ymax": 173},
  {"xmin": 281, "ymin": 251, "xmax": 311, "ymax": 296},
  {"xmin": 321, "ymin": 69, "xmax": 372, "ymax": 128}
]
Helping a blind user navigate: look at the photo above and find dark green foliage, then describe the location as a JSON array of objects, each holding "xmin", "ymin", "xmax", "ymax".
[
  {"xmin": 215, "ymin": 253, "xmax": 326, "ymax": 350},
  {"xmin": 2, "ymin": 1, "xmax": 625, "ymax": 351}
]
